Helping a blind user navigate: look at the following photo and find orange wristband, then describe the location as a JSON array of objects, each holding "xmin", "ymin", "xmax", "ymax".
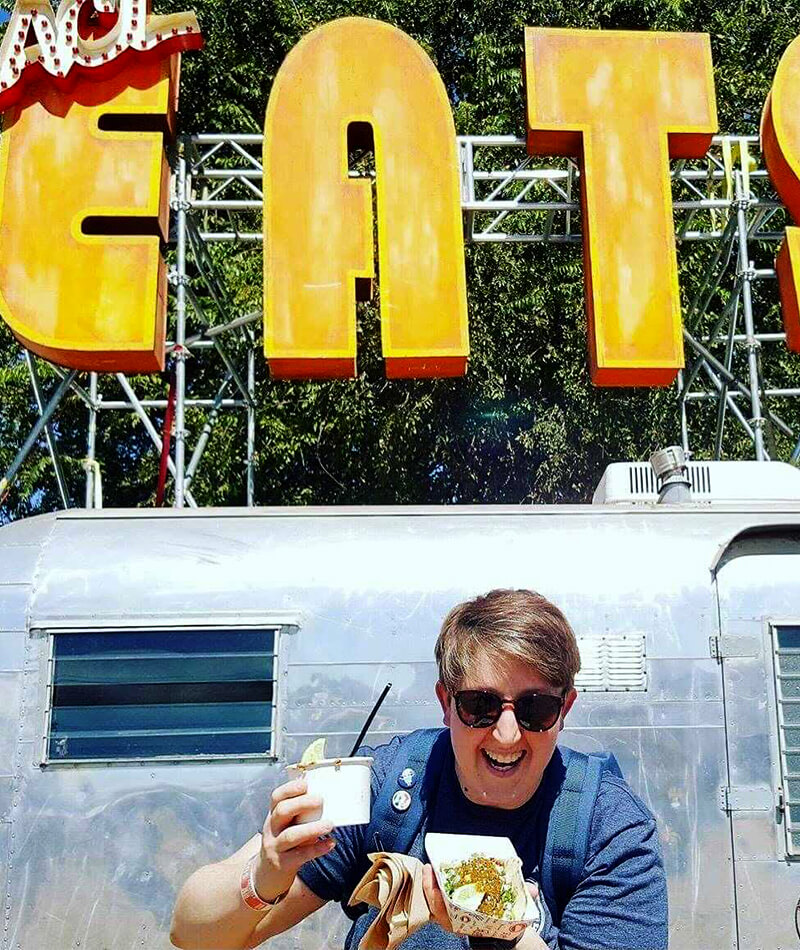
[{"xmin": 240, "ymin": 856, "xmax": 288, "ymax": 911}]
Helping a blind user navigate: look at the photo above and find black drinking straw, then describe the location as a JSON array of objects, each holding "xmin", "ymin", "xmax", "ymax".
[{"xmin": 349, "ymin": 682, "xmax": 392, "ymax": 756}]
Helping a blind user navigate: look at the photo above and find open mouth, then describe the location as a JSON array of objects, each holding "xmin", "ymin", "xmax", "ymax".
[{"xmin": 482, "ymin": 749, "xmax": 526, "ymax": 774}]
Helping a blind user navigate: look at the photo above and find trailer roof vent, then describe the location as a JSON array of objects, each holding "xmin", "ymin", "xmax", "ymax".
[{"xmin": 592, "ymin": 460, "xmax": 800, "ymax": 505}]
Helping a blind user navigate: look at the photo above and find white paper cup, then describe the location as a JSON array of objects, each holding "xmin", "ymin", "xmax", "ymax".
[
  {"xmin": 425, "ymin": 833, "xmax": 541, "ymax": 940},
  {"xmin": 287, "ymin": 757, "xmax": 373, "ymax": 827}
]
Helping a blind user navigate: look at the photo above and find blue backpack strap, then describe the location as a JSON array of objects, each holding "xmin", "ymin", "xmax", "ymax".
[
  {"xmin": 345, "ymin": 729, "xmax": 448, "ymax": 923},
  {"xmin": 364, "ymin": 728, "xmax": 449, "ymax": 858},
  {"xmin": 541, "ymin": 747, "xmax": 622, "ymax": 926}
]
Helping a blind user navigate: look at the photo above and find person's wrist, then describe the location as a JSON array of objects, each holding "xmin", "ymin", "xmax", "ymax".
[{"xmin": 246, "ymin": 855, "xmax": 290, "ymax": 908}]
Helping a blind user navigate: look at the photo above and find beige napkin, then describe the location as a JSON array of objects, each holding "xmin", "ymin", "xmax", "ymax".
[{"xmin": 348, "ymin": 852, "xmax": 431, "ymax": 949}]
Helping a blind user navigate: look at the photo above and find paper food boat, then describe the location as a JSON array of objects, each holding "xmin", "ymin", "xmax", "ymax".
[
  {"xmin": 286, "ymin": 756, "xmax": 373, "ymax": 827},
  {"xmin": 425, "ymin": 833, "xmax": 542, "ymax": 940}
]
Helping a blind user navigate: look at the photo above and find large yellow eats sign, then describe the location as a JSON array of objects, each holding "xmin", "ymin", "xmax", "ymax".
[{"xmin": 0, "ymin": 9, "xmax": 799, "ymax": 383}]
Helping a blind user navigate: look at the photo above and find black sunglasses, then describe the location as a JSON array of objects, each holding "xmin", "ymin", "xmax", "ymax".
[{"xmin": 454, "ymin": 689, "xmax": 566, "ymax": 733}]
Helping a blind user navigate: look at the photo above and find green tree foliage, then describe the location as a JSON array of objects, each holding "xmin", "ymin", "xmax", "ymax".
[{"xmin": 1, "ymin": 0, "xmax": 800, "ymax": 516}]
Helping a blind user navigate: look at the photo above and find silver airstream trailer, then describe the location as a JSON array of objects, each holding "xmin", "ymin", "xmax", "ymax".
[{"xmin": 2, "ymin": 459, "xmax": 800, "ymax": 949}]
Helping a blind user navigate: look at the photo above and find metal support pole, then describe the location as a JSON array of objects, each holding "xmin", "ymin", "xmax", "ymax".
[
  {"xmin": 94, "ymin": 399, "xmax": 245, "ymax": 409},
  {"xmin": 85, "ymin": 373, "xmax": 98, "ymax": 508},
  {"xmin": 115, "ymin": 374, "xmax": 197, "ymax": 508},
  {"xmin": 461, "ymin": 140, "xmax": 475, "ymax": 241},
  {"xmin": 677, "ymin": 371, "xmax": 690, "ymax": 456},
  {"xmin": 713, "ymin": 297, "xmax": 740, "ymax": 460},
  {"xmin": 700, "ymin": 361, "xmax": 762, "ymax": 451},
  {"xmin": 679, "ymin": 283, "xmax": 741, "ymax": 400},
  {"xmin": 484, "ymin": 179, "xmax": 540, "ymax": 235},
  {"xmin": 183, "ymin": 283, "xmax": 254, "ymax": 407},
  {"xmin": 566, "ymin": 161, "xmax": 574, "ymax": 237},
  {"xmin": 173, "ymin": 141, "xmax": 190, "ymax": 507},
  {"xmin": 1, "ymin": 370, "xmax": 77, "ymax": 500},
  {"xmin": 25, "ymin": 353, "xmax": 71, "ymax": 508},
  {"xmin": 204, "ymin": 311, "xmax": 263, "ymax": 337},
  {"xmin": 247, "ymin": 346, "xmax": 255, "ymax": 506},
  {"xmin": 49, "ymin": 363, "xmax": 94, "ymax": 409},
  {"xmin": 683, "ymin": 329, "xmax": 793, "ymax": 438},
  {"xmin": 734, "ymin": 171, "xmax": 766, "ymax": 460},
  {"xmin": 184, "ymin": 375, "xmax": 232, "ymax": 489}
]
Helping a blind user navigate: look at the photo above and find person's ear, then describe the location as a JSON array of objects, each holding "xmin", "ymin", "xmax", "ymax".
[
  {"xmin": 559, "ymin": 687, "xmax": 578, "ymax": 731},
  {"xmin": 435, "ymin": 681, "xmax": 452, "ymax": 727}
]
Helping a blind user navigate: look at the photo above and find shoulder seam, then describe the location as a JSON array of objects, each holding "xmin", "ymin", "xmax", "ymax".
[{"xmin": 597, "ymin": 773, "xmax": 656, "ymax": 824}]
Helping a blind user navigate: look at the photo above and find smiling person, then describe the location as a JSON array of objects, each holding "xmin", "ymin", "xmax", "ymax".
[{"xmin": 170, "ymin": 590, "xmax": 668, "ymax": 950}]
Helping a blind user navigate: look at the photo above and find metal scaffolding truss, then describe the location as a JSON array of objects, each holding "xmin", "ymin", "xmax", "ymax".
[{"xmin": 2, "ymin": 132, "xmax": 798, "ymax": 512}]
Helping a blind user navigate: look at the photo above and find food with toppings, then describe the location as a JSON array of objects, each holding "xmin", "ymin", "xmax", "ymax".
[
  {"xmin": 441, "ymin": 854, "xmax": 527, "ymax": 920},
  {"xmin": 298, "ymin": 737, "xmax": 327, "ymax": 767}
]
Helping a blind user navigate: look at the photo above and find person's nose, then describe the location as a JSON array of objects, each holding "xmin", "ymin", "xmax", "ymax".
[{"xmin": 493, "ymin": 705, "xmax": 521, "ymax": 745}]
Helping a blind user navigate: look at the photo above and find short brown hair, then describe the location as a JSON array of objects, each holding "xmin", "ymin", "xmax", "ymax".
[{"xmin": 435, "ymin": 589, "xmax": 581, "ymax": 693}]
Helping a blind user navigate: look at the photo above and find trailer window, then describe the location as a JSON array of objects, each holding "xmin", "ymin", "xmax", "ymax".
[
  {"xmin": 772, "ymin": 625, "xmax": 800, "ymax": 857},
  {"xmin": 45, "ymin": 627, "xmax": 278, "ymax": 763}
]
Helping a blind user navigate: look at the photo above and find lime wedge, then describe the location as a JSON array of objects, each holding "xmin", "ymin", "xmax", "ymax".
[
  {"xmin": 450, "ymin": 883, "xmax": 485, "ymax": 913},
  {"xmin": 300, "ymin": 737, "xmax": 327, "ymax": 766}
]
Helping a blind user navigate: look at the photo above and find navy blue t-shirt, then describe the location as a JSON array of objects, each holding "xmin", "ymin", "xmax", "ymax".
[{"xmin": 297, "ymin": 734, "xmax": 668, "ymax": 949}]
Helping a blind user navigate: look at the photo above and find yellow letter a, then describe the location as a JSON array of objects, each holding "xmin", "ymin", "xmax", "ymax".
[{"xmin": 264, "ymin": 17, "xmax": 469, "ymax": 379}]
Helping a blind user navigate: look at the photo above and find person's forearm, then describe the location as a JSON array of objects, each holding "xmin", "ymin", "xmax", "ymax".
[{"xmin": 170, "ymin": 859, "xmax": 266, "ymax": 950}]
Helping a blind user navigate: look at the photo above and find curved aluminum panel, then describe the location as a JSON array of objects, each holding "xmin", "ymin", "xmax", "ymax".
[{"xmin": 1, "ymin": 505, "xmax": 799, "ymax": 948}]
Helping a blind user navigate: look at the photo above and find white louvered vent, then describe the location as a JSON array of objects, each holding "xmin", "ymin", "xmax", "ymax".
[
  {"xmin": 624, "ymin": 462, "xmax": 712, "ymax": 499},
  {"xmin": 593, "ymin": 460, "xmax": 800, "ymax": 504},
  {"xmin": 574, "ymin": 634, "xmax": 647, "ymax": 692}
]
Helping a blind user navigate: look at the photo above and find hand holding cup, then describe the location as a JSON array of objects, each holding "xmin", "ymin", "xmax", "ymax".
[{"xmin": 254, "ymin": 776, "xmax": 336, "ymax": 903}]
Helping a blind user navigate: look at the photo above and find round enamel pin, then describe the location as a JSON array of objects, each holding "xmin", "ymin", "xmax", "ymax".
[
  {"xmin": 391, "ymin": 789, "xmax": 412, "ymax": 812},
  {"xmin": 398, "ymin": 768, "xmax": 416, "ymax": 789}
]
